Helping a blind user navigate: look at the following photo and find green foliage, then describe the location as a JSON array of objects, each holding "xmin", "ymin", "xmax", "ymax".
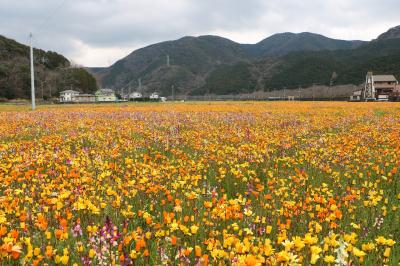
[
  {"xmin": 192, "ymin": 63, "xmax": 257, "ymax": 95},
  {"xmin": 265, "ymin": 52, "xmax": 339, "ymax": 89},
  {"xmin": 0, "ymin": 35, "xmax": 28, "ymax": 59},
  {"xmin": 153, "ymin": 67, "xmax": 196, "ymax": 96},
  {"xmin": 42, "ymin": 51, "xmax": 70, "ymax": 69},
  {"xmin": 264, "ymin": 38, "xmax": 400, "ymax": 90},
  {"xmin": 69, "ymin": 68, "xmax": 98, "ymax": 92},
  {"xmin": 99, "ymin": 36, "xmax": 249, "ymax": 91},
  {"xmin": 246, "ymin": 32, "xmax": 364, "ymax": 58},
  {"xmin": 0, "ymin": 65, "xmax": 7, "ymax": 78},
  {"xmin": 101, "ymin": 60, "xmax": 127, "ymax": 86},
  {"xmin": 51, "ymin": 68, "xmax": 97, "ymax": 96}
]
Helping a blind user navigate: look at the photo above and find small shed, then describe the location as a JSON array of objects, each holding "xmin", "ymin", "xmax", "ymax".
[{"xmin": 76, "ymin": 94, "xmax": 96, "ymax": 103}]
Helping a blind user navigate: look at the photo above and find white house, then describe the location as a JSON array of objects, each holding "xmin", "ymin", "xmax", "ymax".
[
  {"xmin": 129, "ymin": 92, "xmax": 143, "ymax": 101},
  {"xmin": 149, "ymin": 92, "xmax": 159, "ymax": 100},
  {"xmin": 95, "ymin": 89, "xmax": 117, "ymax": 102},
  {"xmin": 59, "ymin": 90, "xmax": 80, "ymax": 103},
  {"xmin": 364, "ymin": 72, "xmax": 398, "ymax": 101}
]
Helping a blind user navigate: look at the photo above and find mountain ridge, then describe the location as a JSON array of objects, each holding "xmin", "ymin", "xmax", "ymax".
[
  {"xmin": 377, "ymin": 25, "xmax": 400, "ymax": 40},
  {"xmin": 247, "ymin": 32, "xmax": 365, "ymax": 57},
  {"xmin": 94, "ymin": 31, "xmax": 371, "ymax": 96},
  {"xmin": 3, "ymin": 25, "xmax": 400, "ymax": 99}
]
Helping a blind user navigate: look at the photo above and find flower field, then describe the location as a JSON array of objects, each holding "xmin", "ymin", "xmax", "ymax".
[{"xmin": 0, "ymin": 102, "xmax": 398, "ymax": 265}]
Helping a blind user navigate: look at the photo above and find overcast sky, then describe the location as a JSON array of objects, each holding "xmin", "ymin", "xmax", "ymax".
[{"xmin": 1, "ymin": 0, "xmax": 399, "ymax": 67}]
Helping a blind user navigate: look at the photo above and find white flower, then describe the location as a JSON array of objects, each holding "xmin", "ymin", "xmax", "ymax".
[{"xmin": 334, "ymin": 238, "xmax": 348, "ymax": 266}]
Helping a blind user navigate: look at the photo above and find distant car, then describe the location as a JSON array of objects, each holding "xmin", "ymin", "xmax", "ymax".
[{"xmin": 377, "ymin": 95, "xmax": 389, "ymax": 101}]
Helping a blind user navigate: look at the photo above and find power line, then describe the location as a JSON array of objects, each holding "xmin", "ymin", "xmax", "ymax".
[
  {"xmin": 35, "ymin": 0, "xmax": 70, "ymax": 35},
  {"xmin": 27, "ymin": 0, "xmax": 69, "ymax": 110},
  {"xmin": 24, "ymin": 35, "xmax": 30, "ymax": 47}
]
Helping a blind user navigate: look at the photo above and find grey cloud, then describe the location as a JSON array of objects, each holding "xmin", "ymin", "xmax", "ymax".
[{"xmin": 0, "ymin": 0, "xmax": 399, "ymax": 66}]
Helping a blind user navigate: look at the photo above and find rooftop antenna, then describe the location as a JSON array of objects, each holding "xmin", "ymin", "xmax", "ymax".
[{"xmin": 29, "ymin": 33, "xmax": 36, "ymax": 110}]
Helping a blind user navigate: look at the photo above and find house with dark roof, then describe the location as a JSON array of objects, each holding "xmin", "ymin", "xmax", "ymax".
[{"xmin": 363, "ymin": 72, "xmax": 399, "ymax": 101}]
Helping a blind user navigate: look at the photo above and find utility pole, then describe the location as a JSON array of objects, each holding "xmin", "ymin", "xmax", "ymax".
[
  {"xmin": 330, "ymin": 71, "xmax": 337, "ymax": 101},
  {"xmin": 171, "ymin": 85, "xmax": 175, "ymax": 101},
  {"xmin": 167, "ymin": 55, "xmax": 170, "ymax": 67},
  {"xmin": 283, "ymin": 87, "xmax": 286, "ymax": 101},
  {"xmin": 29, "ymin": 33, "xmax": 36, "ymax": 110},
  {"xmin": 41, "ymin": 81, "xmax": 44, "ymax": 100},
  {"xmin": 138, "ymin": 78, "xmax": 142, "ymax": 92},
  {"xmin": 298, "ymin": 86, "xmax": 301, "ymax": 101},
  {"xmin": 312, "ymin": 84, "xmax": 315, "ymax": 101}
]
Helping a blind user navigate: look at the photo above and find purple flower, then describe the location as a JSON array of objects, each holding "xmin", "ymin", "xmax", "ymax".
[{"xmin": 72, "ymin": 223, "xmax": 83, "ymax": 237}]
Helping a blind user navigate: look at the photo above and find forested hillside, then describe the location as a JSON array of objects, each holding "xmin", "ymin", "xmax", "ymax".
[
  {"xmin": 0, "ymin": 35, "xmax": 97, "ymax": 100},
  {"xmin": 4, "ymin": 25, "xmax": 400, "ymax": 99},
  {"xmin": 93, "ymin": 26, "xmax": 400, "ymax": 97},
  {"xmin": 263, "ymin": 38, "xmax": 400, "ymax": 90}
]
